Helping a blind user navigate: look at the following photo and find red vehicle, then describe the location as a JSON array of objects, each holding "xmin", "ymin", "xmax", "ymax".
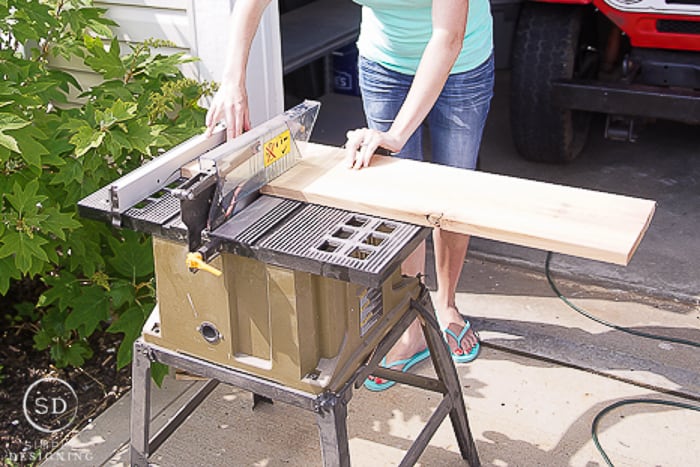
[{"xmin": 508, "ymin": 0, "xmax": 700, "ymax": 162}]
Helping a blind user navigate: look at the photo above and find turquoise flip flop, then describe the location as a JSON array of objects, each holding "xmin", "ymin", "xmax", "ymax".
[
  {"xmin": 443, "ymin": 319, "xmax": 480, "ymax": 364},
  {"xmin": 363, "ymin": 348, "xmax": 431, "ymax": 392}
]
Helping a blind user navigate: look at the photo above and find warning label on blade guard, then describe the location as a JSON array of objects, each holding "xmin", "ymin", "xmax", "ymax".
[{"xmin": 264, "ymin": 130, "xmax": 291, "ymax": 167}]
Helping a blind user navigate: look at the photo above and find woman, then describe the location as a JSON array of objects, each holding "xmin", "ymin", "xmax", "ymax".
[{"xmin": 205, "ymin": 0, "xmax": 494, "ymax": 391}]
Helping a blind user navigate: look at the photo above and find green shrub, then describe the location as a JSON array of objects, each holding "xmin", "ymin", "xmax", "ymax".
[{"xmin": 0, "ymin": 0, "xmax": 214, "ymax": 380}]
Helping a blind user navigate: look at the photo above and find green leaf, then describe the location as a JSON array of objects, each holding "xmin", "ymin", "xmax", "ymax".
[
  {"xmin": 0, "ymin": 257, "xmax": 19, "ymax": 295},
  {"xmin": 0, "ymin": 132, "xmax": 19, "ymax": 153},
  {"xmin": 22, "ymin": 78, "xmax": 63, "ymax": 96},
  {"xmin": 109, "ymin": 280, "xmax": 137, "ymax": 308},
  {"xmin": 0, "ymin": 113, "xmax": 30, "ymax": 153},
  {"xmin": 50, "ymin": 156, "xmax": 84, "ymax": 187},
  {"xmin": 61, "ymin": 7, "xmax": 117, "ymax": 41},
  {"xmin": 144, "ymin": 53, "xmax": 187, "ymax": 78},
  {"xmin": 50, "ymin": 339, "xmax": 93, "ymax": 368},
  {"xmin": 108, "ymin": 305, "xmax": 147, "ymax": 368},
  {"xmin": 12, "ymin": 301, "xmax": 39, "ymax": 321},
  {"xmin": 34, "ymin": 307, "xmax": 71, "ymax": 351},
  {"xmin": 0, "ymin": 112, "xmax": 30, "ymax": 131},
  {"xmin": 39, "ymin": 272, "xmax": 79, "ymax": 312},
  {"xmin": 83, "ymin": 35, "xmax": 125, "ymax": 79},
  {"xmin": 64, "ymin": 286, "xmax": 111, "ymax": 338},
  {"xmin": 22, "ymin": 210, "xmax": 49, "ymax": 229},
  {"xmin": 64, "ymin": 340, "xmax": 94, "ymax": 367},
  {"xmin": 43, "ymin": 237, "xmax": 61, "ymax": 266},
  {"xmin": 88, "ymin": 20, "xmax": 117, "ymax": 39},
  {"xmin": 110, "ymin": 100, "xmax": 138, "ymax": 123},
  {"xmin": 42, "ymin": 151, "xmax": 68, "ymax": 167},
  {"xmin": 88, "ymin": 78, "xmax": 134, "ymax": 102},
  {"xmin": 0, "ymin": 230, "xmax": 49, "ymax": 273},
  {"xmin": 125, "ymin": 118, "xmax": 157, "ymax": 154},
  {"xmin": 63, "ymin": 222, "xmax": 105, "ymax": 275},
  {"xmin": 151, "ymin": 362, "xmax": 169, "ymax": 387},
  {"xmin": 0, "ymin": 146, "xmax": 10, "ymax": 164},
  {"xmin": 107, "ymin": 305, "xmax": 145, "ymax": 335},
  {"xmin": 60, "ymin": 118, "xmax": 91, "ymax": 133},
  {"xmin": 33, "ymin": 328, "xmax": 54, "ymax": 351},
  {"xmin": 0, "ymin": 81, "xmax": 19, "ymax": 97},
  {"xmin": 95, "ymin": 99, "xmax": 137, "ymax": 130},
  {"xmin": 70, "ymin": 125, "xmax": 105, "ymax": 157},
  {"xmin": 12, "ymin": 125, "xmax": 50, "ymax": 168},
  {"xmin": 107, "ymin": 232, "xmax": 154, "ymax": 280},
  {"xmin": 103, "ymin": 129, "xmax": 132, "ymax": 155},
  {"xmin": 5, "ymin": 179, "xmax": 47, "ymax": 215},
  {"xmin": 0, "ymin": 231, "xmax": 19, "ymax": 260},
  {"xmin": 49, "ymin": 342, "xmax": 68, "ymax": 367},
  {"xmin": 40, "ymin": 207, "xmax": 82, "ymax": 241}
]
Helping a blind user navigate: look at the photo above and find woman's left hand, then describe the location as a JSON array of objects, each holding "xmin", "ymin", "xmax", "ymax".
[{"xmin": 344, "ymin": 128, "xmax": 402, "ymax": 169}]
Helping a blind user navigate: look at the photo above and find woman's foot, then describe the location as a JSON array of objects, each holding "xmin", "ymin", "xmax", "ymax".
[
  {"xmin": 365, "ymin": 319, "xmax": 427, "ymax": 390},
  {"xmin": 439, "ymin": 306, "xmax": 480, "ymax": 361},
  {"xmin": 363, "ymin": 348, "xmax": 430, "ymax": 391},
  {"xmin": 443, "ymin": 319, "xmax": 480, "ymax": 363}
]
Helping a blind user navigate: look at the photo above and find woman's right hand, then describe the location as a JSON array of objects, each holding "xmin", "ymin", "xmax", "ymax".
[
  {"xmin": 205, "ymin": 81, "xmax": 251, "ymax": 140},
  {"xmin": 344, "ymin": 127, "xmax": 402, "ymax": 169}
]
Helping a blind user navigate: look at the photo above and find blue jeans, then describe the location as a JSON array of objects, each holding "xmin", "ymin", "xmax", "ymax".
[{"xmin": 358, "ymin": 53, "xmax": 494, "ymax": 169}]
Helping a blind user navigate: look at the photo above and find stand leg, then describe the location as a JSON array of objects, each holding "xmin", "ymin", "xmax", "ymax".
[
  {"xmin": 413, "ymin": 294, "xmax": 481, "ymax": 467},
  {"xmin": 130, "ymin": 339, "xmax": 152, "ymax": 467},
  {"xmin": 316, "ymin": 392, "xmax": 351, "ymax": 467}
]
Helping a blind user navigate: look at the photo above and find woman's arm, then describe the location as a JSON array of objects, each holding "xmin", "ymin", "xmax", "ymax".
[
  {"xmin": 205, "ymin": 0, "xmax": 272, "ymax": 139},
  {"xmin": 346, "ymin": 0, "xmax": 469, "ymax": 168}
]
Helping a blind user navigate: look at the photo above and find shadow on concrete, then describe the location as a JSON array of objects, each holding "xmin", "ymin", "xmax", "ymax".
[
  {"xmin": 345, "ymin": 364, "xmax": 694, "ymax": 466},
  {"xmin": 471, "ymin": 317, "xmax": 700, "ymax": 401}
]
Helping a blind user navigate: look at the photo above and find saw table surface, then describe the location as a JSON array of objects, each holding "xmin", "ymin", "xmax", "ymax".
[{"xmin": 262, "ymin": 143, "xmax": 656, "ymax": 266}]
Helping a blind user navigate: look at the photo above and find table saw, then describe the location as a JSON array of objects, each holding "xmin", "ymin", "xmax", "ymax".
[{"xmin": 78, "ymin": 101, "xmax": 479, "ymax": 466}]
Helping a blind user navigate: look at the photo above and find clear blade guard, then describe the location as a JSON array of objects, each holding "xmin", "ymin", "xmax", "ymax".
[{"xmin": 200, "ymin": 100, "xmax": 320, "ymax": 230}]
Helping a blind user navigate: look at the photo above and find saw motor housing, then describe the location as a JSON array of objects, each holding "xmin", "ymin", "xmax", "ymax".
[{"xmin": 146, "ymin": 236, "xmax": 422, "ymax": 393}]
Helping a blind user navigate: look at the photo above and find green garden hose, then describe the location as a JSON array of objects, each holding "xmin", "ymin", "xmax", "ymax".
[{"xmin": 544, "ymin": 252, "xmax": 700, "ymax": 466}]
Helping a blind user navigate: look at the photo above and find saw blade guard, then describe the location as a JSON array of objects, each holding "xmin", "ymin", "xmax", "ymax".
[{"xmin": 199, "ymin": 100, "xmax": 320, "ymax": 231}]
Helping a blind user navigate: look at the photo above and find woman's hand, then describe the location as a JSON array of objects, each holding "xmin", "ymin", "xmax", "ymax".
[
  {"xmin": 204, "ymin": 0, "xmax": 271, "ymax": 140},
  {"xmin": 344, "ymin": 128, "xmax": 402, "ymax": 169},
  {"xmin": 205, "ymin": 81, "xmax": 251, "ymax": 140}
]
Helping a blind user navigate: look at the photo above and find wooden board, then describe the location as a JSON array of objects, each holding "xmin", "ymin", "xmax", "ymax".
[{"xmin": 262, "ymin": 143, "xmax": 656, "ymax": 265}]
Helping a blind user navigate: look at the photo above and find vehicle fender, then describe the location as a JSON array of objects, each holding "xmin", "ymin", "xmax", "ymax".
[{"xmin": 593, "ymin": 0, "xmax": 700, "ymax": 51}]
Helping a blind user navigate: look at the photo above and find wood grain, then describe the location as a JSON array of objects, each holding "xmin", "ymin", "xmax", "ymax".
[{"xmin": 262, "ymin": 143, "xmax": 656, "ymax": 265}]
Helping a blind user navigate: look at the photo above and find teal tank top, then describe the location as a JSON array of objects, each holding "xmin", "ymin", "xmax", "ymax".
[{"xmin": 353, "ymin": 0, "xmax": 493, "ymax": 75}]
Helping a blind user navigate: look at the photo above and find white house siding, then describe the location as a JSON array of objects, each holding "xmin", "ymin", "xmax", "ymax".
[{"xmin": 50, "ymin": 0, "xmax": 283, "ymax": 124}]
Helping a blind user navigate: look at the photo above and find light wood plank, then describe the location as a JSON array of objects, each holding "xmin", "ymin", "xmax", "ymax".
[{"xmin": 262, "ymin": 143, "xmax": 656, "ymax": 265}]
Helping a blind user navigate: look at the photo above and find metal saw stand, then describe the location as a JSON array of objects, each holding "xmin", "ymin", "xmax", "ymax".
[{"xmin": 129, "ymin": 285, "xmax": 480, "ymax": 467}]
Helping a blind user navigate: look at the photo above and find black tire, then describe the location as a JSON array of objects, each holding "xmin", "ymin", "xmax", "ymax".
[{"xmin": 510, "ymin": 3, "xmax": 597, "ymax": 163}]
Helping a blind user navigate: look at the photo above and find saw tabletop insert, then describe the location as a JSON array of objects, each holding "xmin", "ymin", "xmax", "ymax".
[{"xmin": 212, "ymin": 195, "xmax": 427, "ymax": 288}]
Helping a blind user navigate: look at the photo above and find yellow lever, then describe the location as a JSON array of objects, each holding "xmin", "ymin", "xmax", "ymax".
[{"xmin": 186, "ymin": 252, "xmax": 222, "ymax": 277}]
